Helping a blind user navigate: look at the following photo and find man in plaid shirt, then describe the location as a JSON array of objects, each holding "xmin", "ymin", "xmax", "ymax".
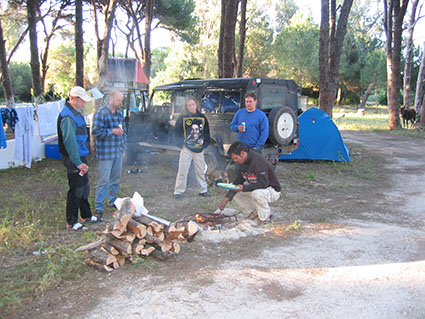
[{"xmin": 92, "ymin": 90, "xmax": 126, "ymax": 218}]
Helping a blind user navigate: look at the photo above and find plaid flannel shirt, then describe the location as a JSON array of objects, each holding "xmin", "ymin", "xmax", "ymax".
[{"xmin": 92, "ymin": 105, "xmax": 126, "ymax": 160}]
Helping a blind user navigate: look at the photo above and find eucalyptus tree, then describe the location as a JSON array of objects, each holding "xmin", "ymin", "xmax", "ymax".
[
  {"xmin": 403, "ymin": 0, "xmax": 421, "ymax": 110},
  {"xmin": 415, "ymin": 43, "xmax": 425, "ymax": 122},
  {"xmin": 0, "ymin": 19, "xmax": 14, "ymax": 107},
  {"xmin": 218, "ymin": 0, "xmax": 239, "ymax": 78},
  {"xmin": 319, "ymin": 0, "xmax": 354, "ymax": 117},
  {"xmin": 27, "ymin": 0, "xmax": 43, "ymax": 102},
  {"xmin": 383, "ymin": 0, "xmax": 409, "ymax": 129},
  {"xmin": 75, "ymin": 0, "xmax": 84, "ymax": 86}
]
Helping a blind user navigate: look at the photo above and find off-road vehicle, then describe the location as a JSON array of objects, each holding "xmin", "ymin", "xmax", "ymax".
[{"xmin": 125, "ymin": 77, "xmax": 305, "ymax": 176}]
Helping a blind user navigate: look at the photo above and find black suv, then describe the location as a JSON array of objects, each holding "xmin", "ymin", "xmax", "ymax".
[{"xmin": 125, "ymin": 77, "xmax": 302, "ymax": 175}]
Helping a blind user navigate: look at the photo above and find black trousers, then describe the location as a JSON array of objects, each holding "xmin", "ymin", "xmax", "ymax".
[{"xmin": 63, "ymin": 156, "xmax": 92, "ymax": 225}]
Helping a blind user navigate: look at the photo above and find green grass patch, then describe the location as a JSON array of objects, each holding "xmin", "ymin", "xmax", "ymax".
[
  {"xmin": 0, "ymin": 159, "xmax": 93, "ymax": 313},
  {"xmin": 0, "ymin": 247, "xmax": 86, "ymax": 312},
  {"xmin": 332, "ymin": 105, "xmax": 425, "ymax": 139}
]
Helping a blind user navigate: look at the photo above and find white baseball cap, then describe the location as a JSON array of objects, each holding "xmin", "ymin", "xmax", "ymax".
[{"xmin": 69, "ymin": 86, "xmax": 93, "ymax": 102}]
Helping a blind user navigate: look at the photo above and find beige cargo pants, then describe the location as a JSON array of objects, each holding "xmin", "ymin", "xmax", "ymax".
[
  {"xmin": 174, "ymin": 147, "xmax": 208, "ymax": 195},
  {"xmin": 233, "ymin": 187, "xmax": 281, "ymax": 221}
]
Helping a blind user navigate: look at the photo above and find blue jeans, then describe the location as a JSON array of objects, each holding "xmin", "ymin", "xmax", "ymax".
[{"xmin": 95, "ymin": 155, "xmax": 123, "ymax": 212}]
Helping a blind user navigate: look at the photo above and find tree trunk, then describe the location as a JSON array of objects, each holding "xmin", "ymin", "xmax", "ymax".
[
  {"xmin": 0, "ymin": 20, "xmax": 15, "ymax": 108},
  {"xmin": 420, "ymin": 92, "xmax": 425, "ymax": 126},
  {"xmin": 359, "ymin": 83, "xmax": 375, "ymax": 110},
  {"xmin": 223, "ymin": 0, "xmax": 238, "ymax": 78},
  {"xmin": 27, "ymin": 0, "xmax": 43, "ymax": 102},
  {"xmin": 336, "ymin": 87, "xmax": 341, "ymax": 106},
  {"xmin": 218, "ymin": 0, "xmax": 226, "ymax": 78},
  {"xmin": 318, "ymin": 0, "xmax": 354, "ymax": 118},
  {"xmin": 218, "ymin": 0, "xmax": 239, "ymax": 78},
  {"xmin": 75, "ymin": 0, "xmax": 85, "ymax": 87},
  {"xmin": 143, "ymin": 0, "xmax": 154, "ymax": 82},
  {"xmin": 414, "ymin": 42, "xmax": 425, "ymax": 119},
  {"xmin": 96, "ymin": 0, "xmax": 119, "ymax": 91},
  {"xmin": 403, "ymin": 0, "xmax": 419, "ymax": 110},
  {"xmin": 384, "ymin": 0, "xmax": 409, "ymax": 130},
  {"xmin": 236, "ymin": 0, "xmax": 247, "ymax": 77}
]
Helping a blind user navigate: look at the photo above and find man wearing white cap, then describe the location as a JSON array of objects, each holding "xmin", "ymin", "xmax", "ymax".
[{"xmin": 57, "ymin": 86, "xmax": 101, "ymax": 231}]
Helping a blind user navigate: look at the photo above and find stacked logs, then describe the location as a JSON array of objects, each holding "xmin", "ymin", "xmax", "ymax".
[{"xmin": 75, "ymin": 198, "xmax": 200, "ymax": 272}]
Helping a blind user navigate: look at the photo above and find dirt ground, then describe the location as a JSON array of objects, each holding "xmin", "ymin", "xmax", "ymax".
[{"xmin": 20, "ymin": 130, "xmax": 425, "ymax": 319}]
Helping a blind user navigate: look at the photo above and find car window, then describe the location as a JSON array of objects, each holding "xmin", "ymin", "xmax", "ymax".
[
  {"xmin": 222, "ymin": 91, "xmax": 240, "ymax": 113},
  {"xmin": 171, "ymin": 90, "xmax": 197, "ymax": 114},
  {"xmin": 201, "ymin": 90, "xmax": 241, "ymax": 113},
  {"xmin": 261, "ymin": 86, "xmax": 287, "ymax": 109},
  {"xmin": 150, "ymin": 90, "xmax": 171, "ymax": 110},
  {"xmin": 202, "ymin": 92, "xmax": 220, "ymax": 113}
]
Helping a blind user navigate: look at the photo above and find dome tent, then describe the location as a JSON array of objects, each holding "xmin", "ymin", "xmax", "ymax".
[{"xmin": 279, "ymin": 107, "xmax": 350, "ymax": 162}]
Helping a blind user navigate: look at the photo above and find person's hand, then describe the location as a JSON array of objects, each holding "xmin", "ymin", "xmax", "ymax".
[
  {"xmin": 77, "ymin": 163, "xmax": 88, "ymax": 175},
  {"xmin": 219, "ymin": 197, "xmax": 230, "ymax": 211},
  {"xmin": 112, "ymin": 127, "xmax": 124, "ymax": 136}
]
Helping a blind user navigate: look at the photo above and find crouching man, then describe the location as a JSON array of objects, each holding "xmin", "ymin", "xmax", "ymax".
[{"xmin": 218, "ymin": 141, "xmax": 281, "ymax": 224}]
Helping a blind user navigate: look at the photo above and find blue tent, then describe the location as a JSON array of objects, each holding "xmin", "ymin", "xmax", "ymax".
[{"xmin": 280, "ymin": 107, "xmax": 350, "ymax": 162}]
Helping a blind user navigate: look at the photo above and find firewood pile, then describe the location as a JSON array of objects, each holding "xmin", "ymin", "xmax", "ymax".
[{"xmin": 75, "ymin": 198, "xmax": 200, "ymax": 272}]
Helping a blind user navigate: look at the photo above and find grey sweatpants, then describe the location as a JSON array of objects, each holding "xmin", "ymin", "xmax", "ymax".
[{"xmin": 174, "ymin": 147, "xmax": 208, "ymax": 195}]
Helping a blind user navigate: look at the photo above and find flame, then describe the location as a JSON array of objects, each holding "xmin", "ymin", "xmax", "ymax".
[{"xmin": 195, "ymin": 213, "xmax": 206, "ymax": 223}]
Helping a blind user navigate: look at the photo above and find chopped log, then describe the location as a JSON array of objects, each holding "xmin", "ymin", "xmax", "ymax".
[
  {"xmin": 133, "ymin": 215, "xmax": 170, "ymax": 227},
  {"xmin": 149, "ymin": 221, "xmax": 163, "ymax": 232},
  {"xmin": 145, "ymin": 233, "xmax": 163, "ymax": 245},
  {"xmin": 120, "ymin": 213, "xmax": 133, "ymax": 229},
  {"xmin": 75, "ymin": 237, "xmax": 108, "ymax": 252},
  {"xmin": 104, "ymin": 264, "xmax": 114, "ymax": 272},
  {"xmin": 125, "ymin": 233, "xmax": 136, "ymax": 243},
  {"xmin": 171, "ymin": 242, "xmax": 181, "ymax": 254},
  {"xmin": 147, "ymin": 226, "xmax": 153, "ymax": 236},
  {"xmin": 184, "ymin": 220, "xmax": 201, "ymax": 242},
  {"xmin": 88, "ymin": 248, "xmax": 110, "ymax": 264},
  {"xmin": 153, "ymin": 231, "xmax": 165, "ymax": 241},
  {"xmin": 101, "ymin": 244, "xmax": 120, "ymax": 256},
  {"xmin": 146, "ymin": 246, "xmax": 172, "ymax": 260},
  {"xmin": 134, "ymin": 244, "xmax": 145, "ymax": 255},
  {"xmin": 117, "ymin": 255, "xmax": 126, "ymax": 267},
  {"xmin": 111, "ymin": 229, "xmax": 124, "ymax": 239},
  {"xmin": 107, "ymin": 237, "xmax": 133, "ymax": 255},
  {"xmin": 140, "ymin": 246, "xmax": 155, "ymax": 256},
  {"xmin": 106, "ymin": 254, "xmax": 117, "ymax": 266},
  {"xmin": 160, "ymin": 240, "xmax": 172, "ymax": 252},
  {"xmin": 113, "ymin": 232, "xmax": 136, "ymax": 243},
  {"xmin": 114, "ymin": 198, "xmax": 135, "ymax": 221},
  {"xmin": 111, "ymin": 220, "xmax": 126, "ymax": 238},
  {"xmin": 127, "ymin": 219, "xmax": 147, "ymax": 238},
  {"xmin": 165, "ymin": 229, "xmax": 185, "ymax": 241},
  {"xmin": 86, "ymin": 258, "xmax": 114, "ymax": 272},
  {"xmin": 168, "ymin": 224, "xmax": 183, "ymax": 232},
  {"xmin": 102, "ymin": 223, "xmax": 110, "ymax": 234}
]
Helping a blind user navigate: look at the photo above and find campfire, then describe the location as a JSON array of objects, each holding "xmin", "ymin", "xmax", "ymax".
[{"xmin": 177, "ymin": 210, "xmax": 242, "ymax": 232}]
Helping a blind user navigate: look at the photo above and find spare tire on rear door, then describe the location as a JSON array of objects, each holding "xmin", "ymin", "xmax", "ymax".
[{"xmin": 268, "ymin": 106, "xmax": 297, "ymax": 145}]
